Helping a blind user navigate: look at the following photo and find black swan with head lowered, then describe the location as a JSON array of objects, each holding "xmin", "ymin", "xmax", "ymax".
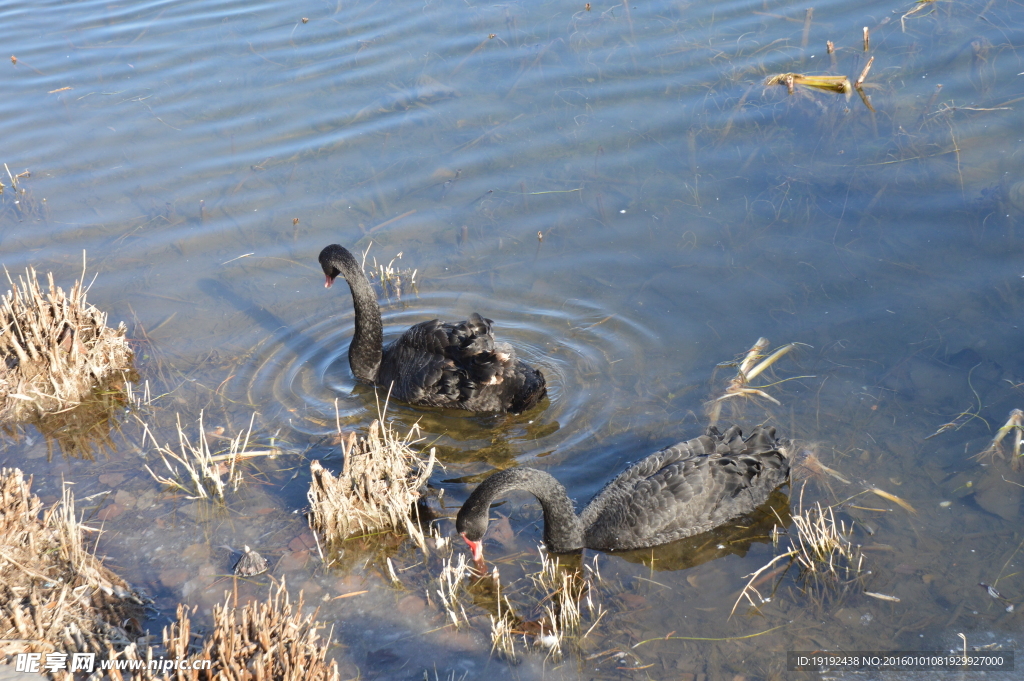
[
  {"xmin": 318, "ymin": 244, "xmax": 547, "ymax": 413},
  {"xmin": 456, "ymin": 426, "xmax": 789, "ymax": 560}
]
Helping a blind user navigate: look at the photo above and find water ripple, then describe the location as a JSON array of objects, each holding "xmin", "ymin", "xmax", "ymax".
[{"xmin": 233, "ymin": 289, "xmax": 661, "ymax": 467}]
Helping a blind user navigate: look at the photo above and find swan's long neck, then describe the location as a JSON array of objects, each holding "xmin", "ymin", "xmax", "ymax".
[
  {"xmin": 459, "ymin": 468, "xmax": 585, "ymax": 553},
  {"xmin": 325, "ymin": 246, "xmax": 383, "ymax": 382}
]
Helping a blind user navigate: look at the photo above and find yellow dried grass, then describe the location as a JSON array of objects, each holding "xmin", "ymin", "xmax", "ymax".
[
  {"xmin": 308, "ymin": 418, "xmax": 435, "ymax": 548},
  {"xmin": 0, "ymin": 264, "xmax": 131, "ymax": 424},
  {"xmin": 153, "ymin": 578, "xmax": 339, "ymax": 681},
  {"xmin": 0, "ymin": 468, "xmax": 146, "ymax": 660}
]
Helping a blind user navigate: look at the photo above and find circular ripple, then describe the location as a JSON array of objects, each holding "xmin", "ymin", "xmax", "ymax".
[{"xmin": 233, "ymin": 290, "xmax": 662, "ymax": 467}]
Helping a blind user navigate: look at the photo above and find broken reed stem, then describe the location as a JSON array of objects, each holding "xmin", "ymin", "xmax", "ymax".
[
  {"xmin": 855, "ymin": 56, "xmax": 875, "ymax": 88},
  {"xmin": 863, "ymin": 26, "xmax": 870, "ymax": 51}
]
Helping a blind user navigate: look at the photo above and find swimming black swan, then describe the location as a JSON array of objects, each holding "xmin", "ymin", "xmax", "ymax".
[
  {"xmin": 456, "ymin": 426, "xmax": 789, "ymax": 560},
  {"xmin": 318, "ymin": 244, "xmax": 547, "ymax": 413}
]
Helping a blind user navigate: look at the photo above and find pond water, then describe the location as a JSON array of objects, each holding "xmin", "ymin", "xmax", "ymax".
[{"xmin": 2, "ymin": 0, "xmax": 1024, "ymax": 677}]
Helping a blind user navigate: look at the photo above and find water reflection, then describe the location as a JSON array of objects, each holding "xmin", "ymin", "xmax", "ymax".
[{"xmin": 615, "ymin": 489, "xmax": 792, "ymax": 573}]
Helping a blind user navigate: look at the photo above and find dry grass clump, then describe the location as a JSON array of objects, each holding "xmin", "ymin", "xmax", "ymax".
[
  {"xmin": 146, "ymin": 578, "xmax": 339, "ymax": 681},
  {"xmin": 141, "ymin": 411, "xmax": 260, "ymax": 501},
  {"xmin": 1, "ymin": 369, "xmax": 134, "ymax": 462},
  {"xmin": 421, "ymin": 529, "xmax": 604, "ymax": 663},
  {"xmin": 733, "ymin": 491, "xmax": 864, "ymax": 617},
  {"xmin": 0, "ymin": 468, "xmax": 147, "ymax": 662},
  {"xmin": 485, "ymin": 551, "xmax": 603, "ymax": 662},
  {"xmin": 523, "ymin": 551, "xmax": 594, "ymax": 660},
  {"xmin": 308, "ymin": 418, "xmax": 435, "ymax": 548},
  {"xmin": 0, "ymin": 264, "xmax": 131, "ymax": 424},
  {"xmin": 788, "ymin": 502, "xmax": 858, "ymax": 576},
  {"xmin": 433, "ymin": 551, "xmax": 473, "ymax": 629}
]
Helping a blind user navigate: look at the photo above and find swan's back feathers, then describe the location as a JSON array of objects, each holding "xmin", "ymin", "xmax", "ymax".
[
  {"xmin": 581, "ymin": 426, "xmax": 789, "ymax": 551},
  {"xmin": 377, "ymin": 313, "xmax": 546, "ymax": 412}
]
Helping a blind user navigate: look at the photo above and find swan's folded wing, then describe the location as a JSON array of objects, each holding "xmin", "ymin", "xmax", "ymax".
[
  {"xmin": 438, "ymin": 314, "xmax": 519, "ymax": 395},
  {"xmin": 378, "ymin": 315, "xmax": 518, "ymax": 407},
  {"xmin": 378, "ymin": 320, "xmax": 460, "ymax": 404},
  {"xmin": 582, "ymin": 428, "xmax": 788, "ymax": 550},
  {"xmin": 593, "ymin": 429, "xmax": 729, "ymax": 490},
  {"xmin": 581, "ymin": 457, "xmax": 708, "ymax": 550}
]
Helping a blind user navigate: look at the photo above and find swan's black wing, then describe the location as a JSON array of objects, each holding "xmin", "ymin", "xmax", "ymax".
[
  {"xmin": 581, "ymin": 426, "xmax": 789, "ymax": 551},
  {"xmin": 377, "ymin": 313, "xmax": 545, "ymax": 412}
]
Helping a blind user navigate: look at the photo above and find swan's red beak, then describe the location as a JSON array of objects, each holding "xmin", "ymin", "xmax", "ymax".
[
  {"xmin": 324, "ymin": 273, "xmax": 335, "ymax": 288},
  {"xmin": 461, "ymin": 532, "xmax": 484, "ymax": 563}
]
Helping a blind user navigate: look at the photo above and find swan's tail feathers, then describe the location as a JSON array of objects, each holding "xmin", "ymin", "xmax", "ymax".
[
  {"xmin": 703, "ymin": 424, "xmax": 787, "ymax": 457},
  {"xmin": 745, "ymin": 426, "xmax": 783, "ymax": 455}
]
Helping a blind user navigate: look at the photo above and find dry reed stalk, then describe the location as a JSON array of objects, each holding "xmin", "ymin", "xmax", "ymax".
[
  {"xmin": 791, "ymin": 446, "xmax": 851, "ymax": 486},
  {"xmin": 486, "ymin": 569, "xmax": 522, "ymax": 661},
  {"xmin": 117, "ymin": 579, "xmax": 341, "ymax": 680},
  {"xmin": 489, "ymin": 607, "xmax": 518, "ymax": 661},
  {"xmin": 367, "ymin": 252, "xmax": 418, "ymax": 302},
  {"xmin": 765, "ymin": 73, "xmax": 852, "ymax": 96},
  {"xmin": 308, "ymin": 418, "xmax": 435, "ymax": 548},
  {"xmin": 855, "ymin": 56, "xmax": 875, "ymax": 88},
  {"xmin": 434, "ymin": 552, "xmax": 472, "ymax": 629},
  {"xmin": 0, "ymin": 264, "xmax": 131, "ymax": 424},
  {"xmin": 526, "ymin": 550, "xmax": 590, "ymax": 660},
  {"xmin": 0, "ymin": 468, "xmax": 146, "ymax": 661},
  {"xmin": 484, "ymin": 549, "xmax": 603, "ymax": 662}
]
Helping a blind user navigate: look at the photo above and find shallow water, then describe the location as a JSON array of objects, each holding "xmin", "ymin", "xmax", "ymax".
[{"xmin": 2, "ymin": 0, "xmax": 1024, "ymax": 677}]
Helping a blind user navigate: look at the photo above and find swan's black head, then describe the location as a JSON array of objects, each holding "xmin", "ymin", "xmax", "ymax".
[
  {"xmin": 455, "ymin": 499, "xmax": 488, "ymax": 543},
  {"xmin": 455, "ymin": 501, "xmax": 488, "ymax": 563},
  {"xmin": 318, "ymin": 243, "xmax": 353, "ymax": 288}
]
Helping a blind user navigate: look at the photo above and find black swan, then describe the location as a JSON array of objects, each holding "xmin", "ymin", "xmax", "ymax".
[
  {"xmin": 456, "ymin": 426, "xmax": 789, "ymax": 560},
  {"xmin": 318, "ymin": 244, "xmax": 547, "ymax": 413}
]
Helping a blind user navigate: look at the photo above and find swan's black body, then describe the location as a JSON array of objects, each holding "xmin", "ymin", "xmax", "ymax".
[
  {"xmin": 318, "ymin": 244, "xmax": 546, "ymax": 413},
  {"xmin": 456, "ymin": 426, "xmax": 789, "ymax": 556}
]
